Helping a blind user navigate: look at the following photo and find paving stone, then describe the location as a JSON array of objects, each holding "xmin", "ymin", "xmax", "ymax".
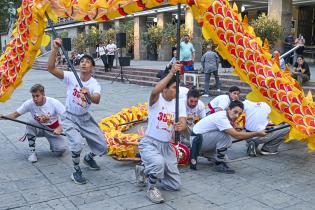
[
  {"xmin": 111, "ymin": 191, "xmax": 155, "ymax": 209},
  {"xmin": 0, "ymin": 192, "xmax": 27, "ymax": 209},
  {"xmin": 68, "ymin": 190, "xmax": 110, "ymax": 206},
  {"xmin": 77, "ymin": 199, "xmax": 125, "ymax": 210},
  {"xmin": 281, "ymin": 201, "xmax": 315, "ymax": 210},
  {"xmin": 134, "ymin": 204, "xmax": 175, "ymax": 210},
  {"xmin": 220, "ymin": 197, "xmax": 272, "ymax": 210},
  {"xmin": 167, "ymin": 194, "xmax": 220, "ymax": 210},
  {"xmin": 251, "ymin": 189, "xmax": 302, "ymax": 209},
  {"xmin": 101, "ymin": 182, "xmax": 142, "ymax": 198},
  {"xmin": 22, "ymin": 185, "xmax": 63, "ymax": 204}
]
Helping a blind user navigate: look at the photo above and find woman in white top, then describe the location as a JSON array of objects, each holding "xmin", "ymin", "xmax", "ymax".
[
  {"xmin": 96, "ymin": 43, "xmax": 108, "ymax": 72},
  {"xmin": 105, "ymin": 39, "xmax": 117, "ymax": 71}
]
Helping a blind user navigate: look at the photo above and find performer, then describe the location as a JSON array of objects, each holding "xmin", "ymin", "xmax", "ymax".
[
  {"xmin": 0, "ymin": 84, "xmax": 66, "ymax": 163},
  {"xmin": 208, "ymin": 86, "xmax": 240, "ymax": 114},
  {"xmin": 47, "ymin": 38, "xmax": 107, "ymax": 185},
  {"xmin": 243, "ymin": 100, "xmax": 290, "ymax": 157},
  {"xmin": 190, "ymin": 100, "xmax": 266, "ymax": 173},
  {"xmin": 135, "ymin": 64, "xmax": 187, "ymax": 204},
  {"xmin": 180, "ymin": 88, "xmax": 206, "ymax": 146}
]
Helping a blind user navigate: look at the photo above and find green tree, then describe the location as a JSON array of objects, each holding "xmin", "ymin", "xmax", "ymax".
[
  {"xmin": 250, "ymin": 13, "xmax": 284, "ymax": 47},
  {"xmin": 162, "ymin": 23, "xmax": 190, "ymax": 47},
  {"xmin": 73, "ymin": 33, "xmax": 86, "ymax": 53},
  {"xmin": 118, "ymin": 19, "xmax": 134, "ymax": 53},
  {"xmin": 142, "ymin": 25, "xmax": 163, "ymax": 59}
]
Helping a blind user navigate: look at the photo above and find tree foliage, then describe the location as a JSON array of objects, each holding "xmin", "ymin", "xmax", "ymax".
[{"xmin": 250, "ymin": 13, "xmax": 284, "ymax": 47}]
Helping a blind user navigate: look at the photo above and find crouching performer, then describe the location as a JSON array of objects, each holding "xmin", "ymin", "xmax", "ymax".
[
  {"xmin": 135, "ymin": 64, "xmax": 187, "ymax": 204},
  {"xmin": 0, "ymin": 84, "xmax": 67, "ymax": 163},
  {"xmin": 190, "ymin": 101, "xmax": 266, "ymax": 173},
  {"xmin": 243, "ymin": 100, "xmax": 290, "ymax": 157}
]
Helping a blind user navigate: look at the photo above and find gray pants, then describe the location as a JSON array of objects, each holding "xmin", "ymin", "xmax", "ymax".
[
  {"xmin": 61, "ymin": 111, "xmax": 107, "ymax": 155},
  {"xmin": 139, "ymin": 136, "xmax": 181, "ymax": 191},
  {"xmin": 26, "ymin": 119, "xmax": 67, "ymax": 153},
  {"xmin": 191, "ymin": 131, "xmax": 232, "ymax": 162},
  {"xmin": 247, "ymin": 126, "xmax": 290, "ymax": 152},
  {"xmin": 204, "ymin": 71, "xmax": 220, "ymax": 94}
]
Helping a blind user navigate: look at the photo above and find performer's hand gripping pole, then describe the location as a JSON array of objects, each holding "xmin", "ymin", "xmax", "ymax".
[{"xmin": 175, "ymin": 3, "xmax": 181, "ymax": 144}]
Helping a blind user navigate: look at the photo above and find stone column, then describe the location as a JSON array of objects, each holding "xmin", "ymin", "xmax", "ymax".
[
  {"xmin": 98, "ymin": 22, "xmax": 105, "ymax": 32},
  {"xmin": 84, "ymin": 25, "xmax": 90, "ymax": 33},
  {"xmin": 157, "ymin": 12, "xmax": 172, "ymax": 61},
  {"xmin": 185, "ymin": 8, "xmax": 202, "ymax": 62},
  {"xmin": 268, "ymin": 0, "xmax": 292, "ymax": 36},
  {"xmin": 114, "ymin": 20, "xmax": 120, "ymax": 31},
  {"xmin": 134, "ymin": 16, "xmax": 147, "ymax": 60}
]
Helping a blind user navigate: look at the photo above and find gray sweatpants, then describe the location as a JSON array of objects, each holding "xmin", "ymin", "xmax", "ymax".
[
  {"xmin": 139, "ymin": 136, "xmax": 181, "ymax": 191},
  {"xmin": 247, "ymin": 126, "xmax": 290, "ymax": 152},
  {"xmin": 26, "ymin": 119, "xmax": 67, "ymax": 152},
  {"xmin": 61, "ymin": 111, "xmax": 107, "ymax": 155},
  {"xmin": 191, "ymin": 131, "xmax": 232, "ymax": 162}
]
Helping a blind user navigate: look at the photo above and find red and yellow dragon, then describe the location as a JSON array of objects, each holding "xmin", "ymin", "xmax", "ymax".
[{"xmin": 0, "ymin": 0, "xmax": 314, "ymax": 147}]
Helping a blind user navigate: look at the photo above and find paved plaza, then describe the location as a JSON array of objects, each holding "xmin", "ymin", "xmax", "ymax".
[{"xmin": 1, "ymin": 69, "xmax": 315, "ymax": 210}]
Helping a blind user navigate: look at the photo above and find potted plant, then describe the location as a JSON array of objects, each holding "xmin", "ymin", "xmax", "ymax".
[
  {"xmin": 142, "ymin": 25, "xmax": 163, "ymax": 60},
  {"xmin": 251, "ymin": 13, "xmax": 284, "ymax": 49},
  {"xmin": 73, "ymin": 33, "xmax": 87, "ymax": 53}
]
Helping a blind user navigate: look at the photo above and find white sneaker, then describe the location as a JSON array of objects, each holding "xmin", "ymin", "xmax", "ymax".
[
  {"xmin": 217, "ymin": 89, "xmax": 221, "ymax": 92},
  {"xmin": 147, "ymin": 186, "xmax": 164, "ymax": 204},
  {"xmin": 202, "ymin": 94, "xmax": 209, "ymax": 97},
  {"xmin": 28, "ymin": 152, "xmax": 37, "ymax": 163}
]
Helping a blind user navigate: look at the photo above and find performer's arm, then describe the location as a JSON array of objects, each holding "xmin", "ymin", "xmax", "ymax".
[
  {"xmin": 80, "ymin": 87, "xmax": 100, "ymax": 104},
  {"xmin": 175, "ymin": 117, "xmax": 187, "ymax": 132},
  {"xmin": 0, "ymin": 111, "xmax": 21, "ymax": 120},
  {"xmin": 47, "ymin": 38, "xmax": 65, "ymax": 79},
  {"xmin": 224, "ymin": 128, "xmax": 266, "ymax": 140},
  {"xmin": 53, "ymin": 125, "xmax": 63, "ymax": 135},
  {"xmin": 149, "ymin": 63, "xmax": 181, "ymax": 106}
]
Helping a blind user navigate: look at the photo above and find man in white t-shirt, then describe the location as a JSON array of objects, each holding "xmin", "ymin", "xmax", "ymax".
[
  {"xmin": 96, "ymin": 43, "xmax": 108, "ymax": 72},
  {"xmin": 48, "ymin": 38, "xmax": 107, "ymax": 185},
  {"xmin": 208, "ymin": 86, "xmax": 240, "ymax": 114},
  {"xmin": 105, "ymin": 39, "xmax": 117, "ymax": 72},
  {"xmin": 136, "ymin": 64, "xmax": 187, "ymax": 204},
  {"xmin": 191, "ymin": 100, "xmax": 266, "ymax": 173},
  {"xmin": 0, "ymin": 84, "xmax": 66, "ymax": 163},
  {"xmin": 243, "ymin": 100, "xmax": 290, "ymax": 157},
  {"xmin": 180, "ymin": 88, "xmax": 206, "ymax": 146}
]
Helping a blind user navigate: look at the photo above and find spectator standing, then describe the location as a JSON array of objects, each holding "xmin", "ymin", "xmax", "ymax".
[
  {"xmin": 284, "ymin": 32, "xmax": 295, "ymax": 65},
  {"xmin": 201, "ymin": 44, "xmax": 220, "ymax": 97},
  {"xmin": 96, "ymin": 43, "xmax": 108, "ymax": 72},
  {"xmin": 180, "ymin": 34, "xmax": 195, "ymax": 73},
  {"xmin": 105, "ymin": 39, "xmax": 117, "ymax": 72},
  {"xmin": 295, "ymin": 34, "xmax": 305, "ymax": 56}
]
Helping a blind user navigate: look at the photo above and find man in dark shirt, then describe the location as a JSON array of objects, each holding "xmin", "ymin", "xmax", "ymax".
[
  {"xmin": 284, "ymin": 32, "xmax": 295, "ymax": 65},
  {"xmin": 292, "ymin": 56, "xmax": 310, "ymax": 85}
]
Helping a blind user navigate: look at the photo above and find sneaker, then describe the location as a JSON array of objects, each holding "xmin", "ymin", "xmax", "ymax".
[
  {"xmin": 260, "ymin": 149, "xmax": 279, "ymax": 155},
  {"xmin": 28, "ymin": 152, "xmax": 37, "ymax": 163},
  {"xmin": 202, "ymin": 94, "xmax": 209, "ymax": 97},
  {"xmin": 147, "ymin": 186, "xmax": 164, "ymax": 204},
  {"xmin": 214, "ymin": 161, "xmax": 235, "ymax": 174},
  {"xmin": 71, "ymin": 169, "xmax": 87, "ymax": 185},
  {"xmin": 247, "ymin": 142, "xmax": 258, "ymax": 157},
  {"xmin": 83, "ymin": 155, "xmax": 100, "ymax": 170},
  {"xmin": 217, "ymin": 89, "xmax": 221, "ymax": 92},
  {"xmin": 135, "ymin": 164, "xmax": 146, "ymax": 187}
]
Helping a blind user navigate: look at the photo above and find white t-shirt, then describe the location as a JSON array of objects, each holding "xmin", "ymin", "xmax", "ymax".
[
  {"xmin": 179, "ymin": 86, "xmax": 189, "ymax": 100},
  {"xmin": 145, "ymin": 94, "xmax": 186, "ymax": 142},
  {"xmin": 181, "ymin": 98, "xmax": 206, "ymax": 126},
  {"xmin": 63, "ymin": 71, "xmax": 101, "ymax": 115},
  {"xmin": 16, "ymin": 97, "xmax": 65, "ymax": 128},
  {"xmin": 209, "ymin": 95, "xmax": 231, "ymax": 111},
  {"xmin": 243, "ymin": 100, "xmax": 271, "ymax": 132},
  {"xmin": 105, "ymin": 43, "xmax": 117, "ymax": 55},
  {"xmin": 193, "ymin": 111, "xmax": 233, "ymax": 134},
  {"xmin": 96, "ymin": 46, "xmax": 106, "ymax": 56}
]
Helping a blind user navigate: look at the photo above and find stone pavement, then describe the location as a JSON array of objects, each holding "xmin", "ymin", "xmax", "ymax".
[{"xmin": 1, "ymin": 70, "xmax": 315, "ymax": 209}]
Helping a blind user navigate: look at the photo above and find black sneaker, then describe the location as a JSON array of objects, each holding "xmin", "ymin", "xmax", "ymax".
[
  {"xmin": 190, "ymin": 158, "xmax": 197, "ymax": 170},
  {"xmin": 71, "ymin": 169, "xmax": 87, "ymax": 185},
  {"xmin": 247, "ymin": 141, "xmax": 258, "ymax": 157},
  {"xmin": 214, "ymin": 162, "xmax": 235, "ymax": 174},
  {"xmin": 83, "ymin": 155, "xmax": 100, "ymax": 170}
]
